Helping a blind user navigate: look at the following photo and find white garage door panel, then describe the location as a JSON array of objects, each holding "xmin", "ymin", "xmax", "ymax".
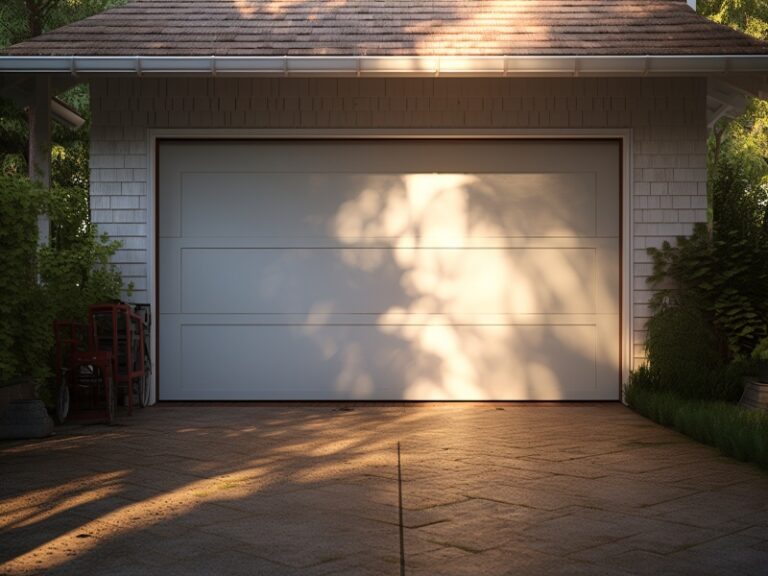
[
  {"xmin": 166, "ymin": 323, "xmax": 601, "ymax": 400},
  {"xmin": 159, "ymin": 141, "xmax": 620, "ymax": 238},
  {"xmin": 158, "ymin": 140, "xmax": 621, "ymax": 401},
  {"xmin": 596, "ymin": 244, "xmax": 621, "ymax": 314},
  {"xmin": 180, "ymin": 247, "xmax": 597, "ymax": 315},
  {"xmin": 179, "ymin": 172, "xmax": 598, "ymax": 239}
]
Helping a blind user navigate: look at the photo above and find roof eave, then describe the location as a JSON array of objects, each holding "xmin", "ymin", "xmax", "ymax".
[{"xmin": 1, "ymin": 55, "xmax": 768, "ymax": 77}]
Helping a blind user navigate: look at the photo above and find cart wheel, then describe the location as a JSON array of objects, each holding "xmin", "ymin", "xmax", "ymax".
[
  {"xmin": 139, "ymin": 374, "xmax": 151, "ymax": 408},
  {"xmin": 106, "ymin": 376, "xmax": 116, "ymax": 425},
  {"xmin": 56, "ymin": 380, "xmax": 70, "ymax": 425}
]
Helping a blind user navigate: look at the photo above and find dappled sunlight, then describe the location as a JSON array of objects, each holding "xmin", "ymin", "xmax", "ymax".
[
  {"xmin": 331, "ymin": 172, "xmax": 519, "ymax": 399},
  {"xmin": 233, "ymin": 0, "xmax": 253, "ymax": 15},
  {"xmin": 403, "ymin": 323, "xmax": 485, "ymax": 400},
  {"xmin": 159, "ymin": 140, "xmax": 618, "ymax": 400},
  {"xmin": 0, "ymin": 407, "xmax": 439, "ymax": 573},
  {"xmin": 321, "ymin": 160, "xmax": 616, "ymax": 399},
  {"xmin": 2, "ymin": 468, "xmax": 272, "ymax": 571},
  {"xmin": 335, "ymin": 343, "xmax": 376, "ymax": 397},
  {"xmin": 238, "ymin": 0, "xmax": 350, "ymax": 19},
  {"xmin": 0, "ymin": 432, "xmax": 126, "ymax": 455},
  {"xmin": 4, "ymin": 405, "xmax": 762, "ymax": 574},
  {"xmin": 335, "ymin": 186, "xmax": 393, "ymax": 238},
  {"xmin": 403, "ymin": 0, "xmax": 561, "ymax": 55},
  {"xmin": 0, "ymin": 472, "xmax": 126, "ymax": 531},
  {"xmin": 229, "ymin": 0, "xmax": 562, "ymax": 57},
  {"xmin": 403, "ymin": 174, "xmax": 473, "ymax": 247}
]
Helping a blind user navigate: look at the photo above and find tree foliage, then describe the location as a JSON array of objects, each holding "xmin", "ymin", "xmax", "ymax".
[
  {"xmin": 698, "ymin": 0, "xmax": 768, "ymax": 41},
  {"xmin": 639, "ymin": 1, "xmax": 768, "ymax": 399},
  {"xmin": 648, "ymin": 220, "xmax": 768, "ymax": 361},
  {"xmin": 0, "ymin": 1, "xmax": 125, "ymax": 47},
  {"xmin": 700, "ymin": 1, "xmax": 768, "ymax": 193},
  {"xmin": 0, "ymin": 176, "xmax": 47, "ymax": 386},
  {"xmin": 0, "ymin": 175, "xmax": 125, "ymax": 389},
  {"xmin": 0, "ymin": 3, "xmax": 128, "ymax": 393},
  {"xmin": 41, "ymin": 181, "xmax": 126, "ymax": 323},
  {"xmin": 642, "ymin": 157, "xmax": 768, "ymax": 399},
  {"xmin": 0, "ymin": 1, "xmax": 127, "ymax": 189},
  {"xmin": 710, "ymin": 98, "xmax": 768, "ymax": 195}
]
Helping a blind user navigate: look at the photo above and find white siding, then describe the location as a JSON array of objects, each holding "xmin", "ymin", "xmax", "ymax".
[{"xmin": 89, "ymin": 76, "xmax": 708, "ymax": 368}]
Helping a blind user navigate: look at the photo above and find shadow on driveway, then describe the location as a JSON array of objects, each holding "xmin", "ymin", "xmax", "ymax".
[{"xmin": 1, "ymin": 403, "xmax": 767, "ymax": 575}]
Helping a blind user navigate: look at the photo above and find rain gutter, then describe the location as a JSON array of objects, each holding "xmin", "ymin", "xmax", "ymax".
[{"xmin": 1, "ymin": 55, "xmax": 767, "ymax": 76}]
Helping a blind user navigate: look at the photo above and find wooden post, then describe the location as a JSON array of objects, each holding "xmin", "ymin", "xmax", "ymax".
[
  {"xmin": 28, "ymin": 75, "xmax": 51, "ymax": 245},
  {"xmin": 21, "ymin": 76, "xmax": 52, "ymax": 401}
]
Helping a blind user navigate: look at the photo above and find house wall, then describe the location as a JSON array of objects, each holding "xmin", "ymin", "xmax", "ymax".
[{"xmin": 88, "ymin": 76, "xmax": 708, "ymax": 368}]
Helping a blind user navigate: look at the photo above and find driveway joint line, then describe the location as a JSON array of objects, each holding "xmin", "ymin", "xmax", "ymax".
[{"xmin": 398, "ymin": 441, "xmax": 405, "ymax": 576}]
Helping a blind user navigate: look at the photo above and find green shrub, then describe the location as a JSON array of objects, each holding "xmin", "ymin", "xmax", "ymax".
[
  {"xmin": 625, "ymin": 383, "xmax": 768, "ymax": 470},
  {"xmin": 648, "ymin": 223, "xmax": 768, "ymax": 362},
  {"xmin": 647, "ymin": 157, "xmax": 768, "ymax": 364},
  {"xmin": 645, "ymin": 302, "xmax": 718, "ymax": 390},
  {"xmin": 0, "ymin": 175, "xmax": 126, "ymax": 395},
  {"xmin": 642, "ymin": 158, "xmax": 768, "ymax": 401},
  {"xmin": 40, "ymin": 183, "xmax": 125, "ymax": 323},
  {"xmin": 629, "ymin": 357, "xmax": 745, "ymax": 403},
  {"xmin": 626, "ymin": 364, "xmax": 658, "ymax": 391},
  {"xmin": 642, "ymin": 300, "xmax": 747, "ymax": 402},
  {"xmin": 0, "ymin": 176, "xmax": 47, "ymax": 386}
]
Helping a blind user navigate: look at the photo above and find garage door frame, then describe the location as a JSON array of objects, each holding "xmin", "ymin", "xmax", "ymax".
[{"xmin": 146, "ymin": 128, "xmax": 633, "ymax": 403}]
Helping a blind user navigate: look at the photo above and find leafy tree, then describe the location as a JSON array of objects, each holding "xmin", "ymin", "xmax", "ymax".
[
  {"xmin": 1, "ymin": 1, "xmax": 127, "ymax": 189},
  {"xmin": 0, "ymin": 176, "xmax": 47, "ymax": 386},
  {"xmin": 698, "ymin": 0, "xmax": 768, "ymax": 40},
  {"xmin": 0, "ymin": 100, "xmax": 27, "ymax": 176},
  {"xmin": 699, "ymin": 1, "xmax": 768, "ymax": 197},
  {"xmin": 0, "ymin": 2, "xmax": 129, "ymax": 400},
  {"xmin": 0, "ymin": 1, "xmax": 125, "ymax": 47},
  {"xmin": 0, "ymin": 176, "xmax": 125, "ymax": 391},
  {"xmin": 639, "ymin": 2, "xmax": 768, "ymax": 399}
]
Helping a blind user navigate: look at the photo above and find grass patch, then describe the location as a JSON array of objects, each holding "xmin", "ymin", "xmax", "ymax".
[{"xmin": 625, "ymin": 382, "xmax": 768, "ymax": 470}]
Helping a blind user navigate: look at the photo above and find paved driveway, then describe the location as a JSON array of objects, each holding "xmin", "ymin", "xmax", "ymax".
[{"xmin": 1, "ymin": 403, "xmax": 767, "ymax": 575}]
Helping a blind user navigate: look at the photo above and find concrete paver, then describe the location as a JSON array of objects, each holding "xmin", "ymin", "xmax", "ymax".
[{"xmin": 1, "ymin": 403, "xmax": 767, "ymax": 575}]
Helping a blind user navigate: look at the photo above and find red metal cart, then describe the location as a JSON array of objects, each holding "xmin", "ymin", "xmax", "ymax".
[
  {"xmin": 54, "ymin": 320, "xmax": 116, "ymax": 424},
  {"xmin": 89, "ymin": 303, "xmax": 148, "ymax": 416},
  {"xmin": 54, "ymin": 303, "xmax": 149, "ymax": 424}
]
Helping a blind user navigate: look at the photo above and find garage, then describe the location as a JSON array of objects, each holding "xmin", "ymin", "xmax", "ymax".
[{"xmin": 158, "ymin": 139, "xmax": 620, "ymax": 401}]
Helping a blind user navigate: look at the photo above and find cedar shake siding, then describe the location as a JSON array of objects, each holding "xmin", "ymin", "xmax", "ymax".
[{"xmin": 87, "ymin": 75, "xmax": 708, "ymax": 368}]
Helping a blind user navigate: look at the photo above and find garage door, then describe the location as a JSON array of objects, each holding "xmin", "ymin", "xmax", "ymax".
[{"xmin": 158, "ymin": 140, "xmax": 620, "ymax": 400}]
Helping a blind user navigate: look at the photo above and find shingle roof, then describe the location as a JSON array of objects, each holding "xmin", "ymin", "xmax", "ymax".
[{"xmin": 4, "ymin": 0, "xmax": 768, "ymax": 57}]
